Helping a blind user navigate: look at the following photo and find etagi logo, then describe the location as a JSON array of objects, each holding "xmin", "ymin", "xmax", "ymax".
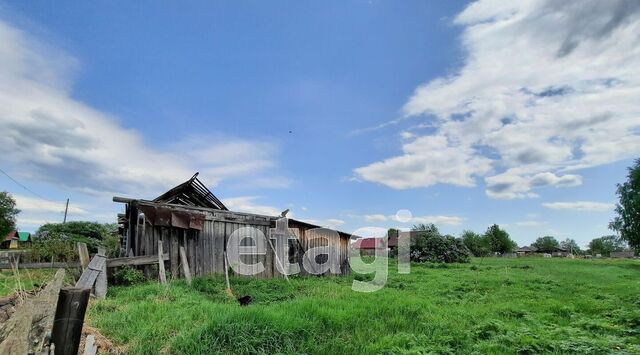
[{"xmin": 225, "ymin": 211, "xmax": 412, "ymax": 292}]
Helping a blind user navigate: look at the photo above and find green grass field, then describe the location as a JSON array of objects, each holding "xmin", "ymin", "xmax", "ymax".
[
  {"xmin": 0, "ymin": 269, "xmax": 55, "ymax": 297},
  {"xmin": 88, "ymin": 258, "xmax": 640, "ymax": 354}
]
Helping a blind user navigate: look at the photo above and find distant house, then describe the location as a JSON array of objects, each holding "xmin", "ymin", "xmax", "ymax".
[
  {"xmin": 352, "ymin": 236, "xmax": 397, "ymax": 256},
  {"xmin": 516, "ymin": 246, "xmax": 537, "ymax": 256},
  {"xmin": 611, "ymin": 251, "xmax": 636, "ymax": 258},
  {"xmin": 551, "ymin": 246, "xmax": 569, "ymax": 257},
  {"xmin": 1, "ymin": 231, "xmax": 31, "ymax": 249}
]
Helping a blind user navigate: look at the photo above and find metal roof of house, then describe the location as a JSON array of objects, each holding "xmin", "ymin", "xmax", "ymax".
[{"xmin": 17, "ymin": 232, "xmax": 31, "ymax": 242}]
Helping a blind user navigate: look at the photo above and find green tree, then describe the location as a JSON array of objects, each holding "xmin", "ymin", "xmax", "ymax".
[
  {"xmin": 461, "ymin": 230, "xmax": 490, "ymax": 257},
  {"xmin": 560, "ymin": 238, "xmax": 582, "ymax": 255},
  {"xmin": 532, "ymin": 236, "xmax": 560, "ymax": 253},
  {"xmin": 484, "ymin": 224, "xmax": 517, "ymax": 254},
  {"xmin": 34, "ymin": 221, "xmax": 121, "ymax": 259},
  {"xmin": 610, "ymin": 158, "xmax": 640, "ymax": 252},
  {"xmin": 387, "ymin": 228, "xmax": 399, "ymax": 240},
  {"xmin": 37, "ymin": 221, "xmax": 117, "ymax": 241},
  {"xmin": 588, "ymin": 235, "xmax": 626, "ymax": 257},
  {"xmin": 0, "ymin": 191, "xmax": 20, "ymax": 237},
  {"xmin": 410, "ymin": 224, "xmax": 470, "ymax": 263}
]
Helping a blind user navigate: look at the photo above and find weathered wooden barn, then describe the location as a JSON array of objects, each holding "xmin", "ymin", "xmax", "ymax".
[{"xmin": 114, "ymin": 174, "xmax": 352, "ymax": 279}]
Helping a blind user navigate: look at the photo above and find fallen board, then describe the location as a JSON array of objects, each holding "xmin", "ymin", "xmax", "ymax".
[
  {"xmin": 0, "ymin": 269, "xmax": 65, "ymax": 354},
  {"xmin": 75, "ymin": 254, "xmax": 106, "ymax": 289}
]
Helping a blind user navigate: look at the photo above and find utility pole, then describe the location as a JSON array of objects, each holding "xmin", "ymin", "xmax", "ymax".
[{"xmin": 63, "ymin": 198, "xmax": 69, "ymax": 223}]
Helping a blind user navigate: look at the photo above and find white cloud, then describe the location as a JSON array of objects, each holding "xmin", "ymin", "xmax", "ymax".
[
  {"xmin": 13, "ymin": 194, "xmax": 87, "ymax": 215},
  {"xmin": 364, "ymin": 214, "xmax": 388, "ymax": 222},
  {"xmin": 222, "ymin": 196, "xmax": 283, "ymax": 216},
  {"xmin": 542, "ymin": 201, "xmax": 614, "ymax": 212},
  {"xmin": 485, "ymin": 171, "xmax": 582, "ymax": 199},
  {"xmin": 354, "ymin": 135, "xmax": 492, "ymax": 189},
  {"xmin": 408, "ymin": 215, "xmax": 464, "ymax": 226},
  {"xmin": 355, "ymin": 0, "xmax": 640, "ymax": 199},
  {"xmin": 298, "ymin": 218, "xmax": 346, "ymax": 230},
  {"xmin": 0, "ymin": 19, "xmax": 286, "ymax": 197}
]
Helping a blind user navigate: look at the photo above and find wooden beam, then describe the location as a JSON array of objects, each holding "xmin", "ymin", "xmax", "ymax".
[
  {"xmin": 94, "ymin": 248, "xmax": 107, "ymax": 299},
  {"xmin": 75, "ymin": 254, "xmax": 106, "ymax": 289},
  {"xmin": 0, "ymin": 262, "xmax": 80, "ymax": 270},
  {"xmin": 0, "ymin": 269, "xmax": 65, "ymax": 354},
  {"xmin": 77, "ymin": 242, "xmax": 90, "ymax": 269},
  {"xmin": 51, "ymin": 288, "xmax": 90, "ymax": 355},
  {"xmin": 158, "ymin": 241, "xmax": 167, "ymax": 284},
  {"xmin": 112, "ymin": 196, "xmax": 134, "ymax": 203},
  {"xmin": 106, "ymin": 253, "xmax": 168, "ymax": 268},
  {"xmin": 83, "ymin": 335, "xmax": 97, "ymax": 355},
  {"xmin": 179, "ymin": 247, "xmax": 192, "ymax": 285}
]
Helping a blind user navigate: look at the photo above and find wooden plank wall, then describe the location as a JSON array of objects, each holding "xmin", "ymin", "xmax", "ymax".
[{"xmin": 133, "ymin": 204, "xmax": 350, "ymax": 279}]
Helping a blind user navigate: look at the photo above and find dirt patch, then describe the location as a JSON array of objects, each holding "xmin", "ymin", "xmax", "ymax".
[{"xmin": 80, "ymin": 324, "xmax": 125, "ymax": 354}]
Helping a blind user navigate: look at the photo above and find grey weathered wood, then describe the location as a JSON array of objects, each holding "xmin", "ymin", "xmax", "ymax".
[
  {"xmin": 158, "ymin": 241, "xmax": 167, "ymax": 284},
  {"xmin": 106, "ymin": 253, "xmax": 168, "ymax": 267},
  {"xmin": 179, "ymin": 246, "xmax": 192, "ymax": 285},
  {"xmin": 83, "ymin": 335, "xmax": 97, "ymax": 355},
  {"xmin": 75, "ymin": 254, "xmax": 106, "ymax": 289},
  {"xmin": 223, "ymin": 251, "xmax": 231, "ymax": 291},
  {"xmin": 51, "ymin": 288, "xmax": 90, "ymax": 355},
  {"xmin": 0, "ymin": 269, "xmax": 65, "ymax": 355},
  {"xmin": 0, "ymin": 262, "xmax": 80, "ymax": 270},
  {"xmin": 94, "ymin": 248, "xmax": 107, "ymax": 299},
  {"xmin": 77, "ymin": 243, "xmax": 90, "ymax": 270}
]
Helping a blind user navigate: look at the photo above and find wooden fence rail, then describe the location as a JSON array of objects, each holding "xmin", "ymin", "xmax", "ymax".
[{"xmin": 0, "ymin": 254, "xmax": 169, "ymax": 270}]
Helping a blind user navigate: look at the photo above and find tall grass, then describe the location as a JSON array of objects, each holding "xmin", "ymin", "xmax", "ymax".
[{"xmin": 89, "ymin": 258, "xmax": 640, "ymax": 354}]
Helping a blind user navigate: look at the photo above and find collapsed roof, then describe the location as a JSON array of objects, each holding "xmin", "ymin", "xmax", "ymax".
[{"xmin": 153, "ymin": 172, "xmax": 227, "ymax": 210}]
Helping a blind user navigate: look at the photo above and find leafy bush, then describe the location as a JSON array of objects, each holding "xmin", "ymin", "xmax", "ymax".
[
  {"xmin": 532, "ymin": 236, "xmax": 560, "ymax": 253},
  {"xmin": 483, "ymin": 224, "xmax": 517, "ymax": 254},
  {"xmin": 112, "ymin": 266, "xmax": 146, "ymax": 285},
  {"xmin": 461, "ymin": 230, "xmax": 491, "ymax": 257},
  {"xmin": 411, "ymin": 224, "xmax": 470, "ymax": 263},
  {"xmin": 30, "ymin": 221, "xmax": 121, "ymax": 262},
  {"xmin": 37, "ymin": 221, "xmax": 117, "ymax": 241},
  {"xmin": 30, "ymin": 234, "xmax": 78, "ymax": 262}
]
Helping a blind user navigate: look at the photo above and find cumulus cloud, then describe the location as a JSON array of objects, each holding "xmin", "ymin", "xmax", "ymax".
[
  {"xmin": 355, "ymin": 0, "xmax": 640, "ymax": 198},
  {"xmin": 542, "ymin": 201, "xmax": 614, "ymax": 212},
  {"xmin": 0, "ymin": 19, "xmax": 286, "ymax": 197},
  {"xmin": 13, "ymin": 194, "xmax": 87, "ymax": 215},
  {"xmin": 299, "ymin": 218, "xmax": 346, "ymax": 230},
  {"xmin": 364, "ymin": 214, "xmax": 388, "ymax": 222},
  {"xmin": 222, "ymin": 196, "xmax": 283, "ymax": 216}
]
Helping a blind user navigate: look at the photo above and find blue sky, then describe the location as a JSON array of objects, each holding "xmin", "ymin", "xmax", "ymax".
[{"xmin": 1, "ymin": 1, "xmax": 638, "ymax": 248}]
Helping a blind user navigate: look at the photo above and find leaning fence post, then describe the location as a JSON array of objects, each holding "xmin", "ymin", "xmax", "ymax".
[
  {"xmin": 158, "ymin": 241, "xmax": 167, "ymax": 284},
  {"xmin": 179, "ymin": 246, "xmax": 192, "ymax": 285},
  {"xmin": 51, "ymin": 288, "xmax": 90, "ymax": 355},
  {"xmin": 77, "ymin": 243, "xmax": 90, "ymax": 270}
]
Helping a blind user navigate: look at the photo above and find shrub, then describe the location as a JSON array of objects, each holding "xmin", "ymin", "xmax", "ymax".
[
  {"xmin": 410, "ymin": 224, "xmax": 470, "ymax": 263},
  {"xmin": 112, "ymin": 266, "xmax": 146, "ymax": 285},
  {"xmin": 30, "ymin": 221, "xmax": 121, "ymax": 262},
  {"xmin": 30, "ymin": 234, "xmax": 78, "ymax": 262}
]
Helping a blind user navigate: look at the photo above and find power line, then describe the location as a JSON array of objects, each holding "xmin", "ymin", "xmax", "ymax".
[{"xmin": 0, "ymin": 167, "xmax": 57, "ymax": 202}]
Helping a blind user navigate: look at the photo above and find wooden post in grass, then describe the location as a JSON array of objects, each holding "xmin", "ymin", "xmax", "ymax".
[
  {"xmin": 51, "ymin": 288, "xmax": 90, "ymax": 355},
  {"xmin": 223, "ymin": 251, "xmax": 233, "ymax": 296},
  {"xmin": 158, "ymin": 241, "xmax": 167, "ymax": 284},
  {"xmin": 94, "ymin": 248, "xmax": 108, "ymax": 299},
  {"xmin": 179, "ymin": 246, "xmax": 192, "ymax": 285},
  {"xmin": 77, "ymin": 243, "xmax": 90, "ymax": 270}
]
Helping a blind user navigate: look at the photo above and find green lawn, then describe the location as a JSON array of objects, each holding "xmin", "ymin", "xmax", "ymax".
[
  {"xmin": 89, "ymin": 258, "xmax": 640, "ymax": 354},
  {"xmin": 0, "ymin": 269, "xmax": 56, "ymax": 297}
]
